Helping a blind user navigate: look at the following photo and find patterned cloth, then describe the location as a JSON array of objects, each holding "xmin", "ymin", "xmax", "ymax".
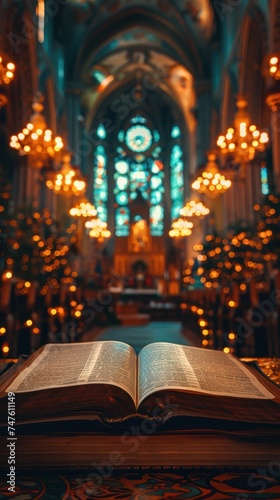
[{"xmin": 1, "ymin": 469, "xmax": 280, "ymax": 499}]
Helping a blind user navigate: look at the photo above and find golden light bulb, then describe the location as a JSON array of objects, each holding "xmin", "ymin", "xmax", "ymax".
[{"xmin": 270, "ymin": 56, "xmax": 278, "ymax": 65}]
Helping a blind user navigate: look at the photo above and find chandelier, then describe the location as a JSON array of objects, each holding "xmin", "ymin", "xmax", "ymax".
[
  {"xmin": 216, "ymin": 96, "xmax": 269, "ymax": 162},
  {"xmin": 191, "ymin": 153, "xmax": 231, "ymax": 196},
  {"xmin": 0, "ymin": 53, "xmax": 15, "ymax": 85},
  {"xmin": 0, "ymin": 52, "xmax": 16, "ymax": 107},
  {"xmin": 46, "ymin": 154, "xmax": 86, "ymax": 196},
  {"xmin": 169, "ymin": 218, "xmax": 193, "ymax": 238},
  {"xmin": 69, "ymin": 201, "xmax": 97, "ymax": 218},
  {"xmin": 10, "ymin": 93, "xmax": 64, "ymax": 168},
  {"xmin": 263, "ymin": 54, "xmax": 280, "ymax": 80},
  {"xmin": 85, "ymin": 218, "xmax": 111, "ymax": 240},
  {"xmin": 180, "ymin": 199, "xmax": 210, "ymax": 218}
]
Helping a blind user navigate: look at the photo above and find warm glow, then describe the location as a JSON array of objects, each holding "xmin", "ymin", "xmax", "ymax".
[
  {"xmin": 4, "ymin": 271, "xmax": 12, "ymax": 279},
  {"xmin": 70, "ymin": 201, "xmax": 97, "ymax": 218},
  {"xmin": 216, "ymin": 97, "xmax": 270, "ymax": 161},
  {"xmin": 169, "ymin": 217, "xmax": 193, "ymax": 238},
  {"xmin": 192, "ymin": 169, "xmax": 231, "ymax": 196},
  {"xmin": 10, "ymin": 93, "xmax": 64, "ymax": 168},
  {"xmin": 0, "ymin": 52, "xmax": 16, "ymax": 86},
  {"xmin": 180, "ymin": 200, "xmax": 210, "ymax": 218},
  {"xmin": 2, "ymin": 344, "xmax": 9, "ymax": 354},
  {"xmin": 267, "ymin": 54, "xmax": 280, "ymax": 80}
]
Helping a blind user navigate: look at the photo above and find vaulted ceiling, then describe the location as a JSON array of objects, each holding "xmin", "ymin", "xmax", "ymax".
[{"xmin": 55, "ymin": 0, "xmax": 216, "ymax": 132}]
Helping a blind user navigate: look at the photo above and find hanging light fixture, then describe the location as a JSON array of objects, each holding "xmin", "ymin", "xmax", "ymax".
[
  {"xmin": 0, "ymin": 53, "xmax": 15, "ymax": 108},
  {"xmin": 0, "ymin": 53, "xmax": 15, "ymax": 86},
  {"xmin": 216, "ymin": 96, "xmax": 269, "ymax": 162},
  {"xmin": 0, "ymin": 1, "xmax": 15, "ymax": 96},
  {"xmin": 46, "ymin": 153, "xmax": 86, "ymax": 196},
  {"xmin": 191, "ymin": 153, "xmax": 231, "ymax": 197},
  {"xmin": 85, "ymin": 218, "xmax": 111, "ymax": 240},
  {"xmin": 180, "ymin": 199, "xmax": 210, "ymax": 218},
  {"xmin": 10, "ymin": 92, "xmax": 64, "ymax": 168},
  {"xmin": 169, "ymin": 217, "xmax": 193, "ymax": 238},
  {"xmin": 69, "ymin": 200, "xmax": 97, "ymax": 218},
  {"xmin": 262, "ymin": 54, "xmax": 280, "ymax": 80}
]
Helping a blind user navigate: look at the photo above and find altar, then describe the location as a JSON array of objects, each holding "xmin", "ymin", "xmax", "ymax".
[{"xmin": 121, "ymin": 288, "xmax": 160, "ymax": 301}]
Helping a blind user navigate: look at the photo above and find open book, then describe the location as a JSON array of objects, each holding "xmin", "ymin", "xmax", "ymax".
[{"xmin": 0, "ymin": 341, "xmax": 280, "ymax": 427}]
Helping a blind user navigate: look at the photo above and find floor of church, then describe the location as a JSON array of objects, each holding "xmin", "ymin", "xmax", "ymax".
[{"xmin": 81, "ymin": 321, "xmax": 199, "ymax": 353}]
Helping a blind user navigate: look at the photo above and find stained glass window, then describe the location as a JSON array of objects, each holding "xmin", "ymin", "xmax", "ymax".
[
  {"xmin": 114, "ymin": 116, "xmax": 164, "ymax": 236},
  {"xmin": 125, "ymin": 125, "xmax": 153, "ymax": 152},
  {"xmin": 171, "ymin": 125, "xmax": 181, "ymax": 139},
  {"xmin": 93, "ymin": 145, "xmax": 108, "ymax": 222},
  {"xmin": 97, "ymin": 124, "xmax": 106, "ymax": 139},
  {"xmin": 118, "ymin": 130, "xmax": 125, "ymax": 142},
  {"xmin": 170, "ymin": 131, "xmax": 184, "ymax": 220},
  {"xmin": 94, "ymin": 117, "xmax": 183, "ymax": 238},
  {"xmin": 261, "ymin": 166, "xmax": 269, "ymax": 195},
  {"xmin": 131, "ymin": 115, "xmax": 147, "ymax": 124},
  {"xmin": 115, "ymin": 207, "xmax": 130, "ymax": 236}
]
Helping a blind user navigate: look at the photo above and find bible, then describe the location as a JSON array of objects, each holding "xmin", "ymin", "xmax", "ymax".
[{"xmin": 0, "ymin": 341, "xmax": 280, "ymax": 428}]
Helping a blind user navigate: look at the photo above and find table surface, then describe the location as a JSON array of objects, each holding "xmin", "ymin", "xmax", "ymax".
[{"xmin": 241, "ymin": 357, "xmax": 280, "ymax": 385}]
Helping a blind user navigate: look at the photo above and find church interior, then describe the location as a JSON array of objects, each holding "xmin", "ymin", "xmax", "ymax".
[
  {"xmin": 1, "ymin": 2, "xmax": 280, "ymax": 498},
  {"xmin": 0, "ymin": 0, "xmax": 280, "ymax": 361}
]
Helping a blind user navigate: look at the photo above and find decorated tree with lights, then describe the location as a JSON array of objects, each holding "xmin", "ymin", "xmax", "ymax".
[
  {"xmin": 1, "ymin": 205, "xmax": 79, "ymax": 288},
  {"xmin": 254, "ymin": 194, "xmax": 280, "ymax": 268},
  {"xmin": 0, "ymin": 175, "xmax": 11, "ymax": 274},
  {"xmin": 183, "ymin": 223, "xmax": 265, "ymax": 290}
]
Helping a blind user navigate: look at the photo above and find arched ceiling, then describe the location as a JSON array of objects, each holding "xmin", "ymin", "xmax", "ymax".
[
  {"xmin": 60, "ymin": 1, "xmax": 215, "ymax": 80},
  {"xmin": 57, "ymin": 0, "xmax": 215, "ymax": 135}
]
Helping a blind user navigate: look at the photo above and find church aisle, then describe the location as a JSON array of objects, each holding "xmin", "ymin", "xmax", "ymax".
[{"xmin": 93, "ymin": 321, "xmax": 192, "ymax": 354}]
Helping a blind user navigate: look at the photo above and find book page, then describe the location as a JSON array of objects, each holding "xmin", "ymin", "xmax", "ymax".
[
  {"xmin": 6, "ymin": 341, "xmax": 137, "ymax": 405},
  {"xmin": 138, "ymin": 343, "xmax": 275, "ymax": 403}
]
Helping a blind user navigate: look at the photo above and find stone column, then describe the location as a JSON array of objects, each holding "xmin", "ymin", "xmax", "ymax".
[
  {"xmin": 266, "ymin": 93, "xmax": 280, "ymax": 193},
  {"xmin": 195, "ymin": 81, "xmax": 212, "ymax": 170},
  {"xmin": 65, "ymin": 83, "xmax": 82, "ymax": 165}
]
